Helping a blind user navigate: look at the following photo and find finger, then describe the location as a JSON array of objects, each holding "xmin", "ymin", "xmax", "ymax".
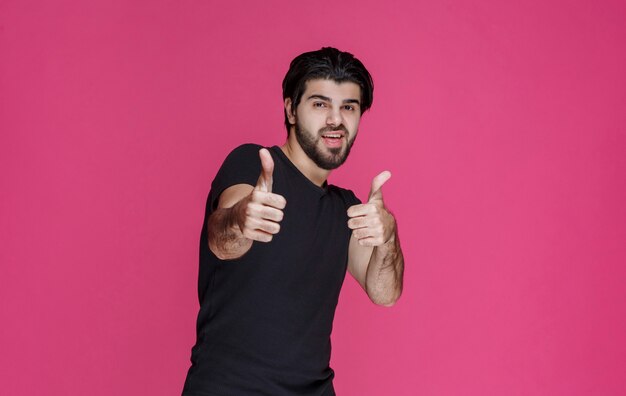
[
  {"xmin": 243, "ymin": 228, "xmax": 274, "ymax": 243},
  {"xmin": 356, "ymin": 236, "xmax": 384, "ymax": 247},
  {"xmin": 347, "ymin": 216, "xmax": 376, "ymax": 230},
  {"xmin": 256, "ymin": 148, "xmax": 274, "ymax": 192},
  {"xmin": 347, "ymin": 203, "xmax": 377, "ymax": 218},
  {"xmin": 251, "ymin": 190, "xmax": 287, "ymax": 209},
  {"xmin": 244, "ymin": 217, "xmax": 281, "ymax": 235},
  {"xmin": 246, "ymin": 202, "xmax": 279, "ymax": 221},
  {"xmin": 368, "ymin": 171, "xmax": 391, "ymax": 203},
  {"xmin": 351, "ymin": 224, "xmax": 383, "ymax": 240},
  {"xmin": 351, "ymin": 227, "xmax": 372, "ymax": 240},
  {"xmin": 256, "ymin": 219, "xmax": 281, "ymax": 235},
  {"xmin": 259, "ymin": 206, "xmax": 283, "ymax": 222}
]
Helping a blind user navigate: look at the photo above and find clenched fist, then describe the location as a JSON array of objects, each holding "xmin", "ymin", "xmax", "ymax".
[
  {"xmin": 233, "ymin": 148, "xmax": 287, "ymax": 243},
  {"xmin": 347, "ymin": 171, "xmax": 396, "ymax": 247}
]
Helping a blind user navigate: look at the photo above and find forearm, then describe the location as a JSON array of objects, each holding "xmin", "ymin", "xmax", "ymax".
[
  {"xmin": 207, "ymin": 202, "xmax": 252, "ymax": 260},
  {"xmin": 365, "ymin": 232, "xmax": 404, "ymax": 306}
]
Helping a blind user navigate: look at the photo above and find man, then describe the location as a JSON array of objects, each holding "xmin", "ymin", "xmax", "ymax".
[{"xmin": 183, "ymin": 47, "xmax": 404, "ymax": 396}]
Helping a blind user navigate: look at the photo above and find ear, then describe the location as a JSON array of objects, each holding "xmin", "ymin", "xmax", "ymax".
[{"xmin": 284, "ymin": 98, "xmax": 296, "ymax": 125}]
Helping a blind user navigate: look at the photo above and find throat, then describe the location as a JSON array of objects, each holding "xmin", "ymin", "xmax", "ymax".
[{"xmin": 280, "ymin": 142, "xmax": 330, "ymax": 187}]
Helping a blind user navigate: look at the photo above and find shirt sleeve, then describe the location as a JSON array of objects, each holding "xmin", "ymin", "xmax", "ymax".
[
  {"xmin": 207, "ymin": 143, "xmax": 264, "ymax": 212},
  {"xmin": 345, "ymin": 189, "xmax": 362, "ymax": 207},
  {"xmin": 332, "ymin": 186, "xmax": 362, "ymax": 209}
]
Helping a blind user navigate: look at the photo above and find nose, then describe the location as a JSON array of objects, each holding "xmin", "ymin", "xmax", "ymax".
[{"xmin": 326, "ymin": 107, "xmax": 342, "ymax": 127}]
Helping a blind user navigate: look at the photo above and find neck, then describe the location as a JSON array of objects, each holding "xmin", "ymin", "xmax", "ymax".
[{"xmin": 280, "ymin": 134, "xmax": 331, "ymax": 187}]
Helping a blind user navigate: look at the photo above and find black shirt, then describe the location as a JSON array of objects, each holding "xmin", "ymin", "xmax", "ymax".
[{"xmin": 183, "ymin": 144, "xmax": 360, "ymax": 396}]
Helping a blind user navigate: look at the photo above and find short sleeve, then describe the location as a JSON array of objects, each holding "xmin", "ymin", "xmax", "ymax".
[
  {"xmin": 329, "ymin": 185, "xmax": 362, "ymax": 209},
  {"xmin": 207, "ymin": 143, "xmax": 263, "ymax": 212},
  {"xmin": 344, "ymin": 189, "xmax": 362, "ymax": 207}
]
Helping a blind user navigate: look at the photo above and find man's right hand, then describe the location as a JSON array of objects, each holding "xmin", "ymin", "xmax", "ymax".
[{"xmin": 233, "ymin": 148, "xmax": 286, "ymax": 243}]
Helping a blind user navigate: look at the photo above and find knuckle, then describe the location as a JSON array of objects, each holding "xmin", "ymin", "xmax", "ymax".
[
  {"xmin": 261, "ymin": 207, "xmax": 271, "ymax": 219},
  {"xmin": 277, "ymin": 196, "xmax": 287, "ymax": 208}
]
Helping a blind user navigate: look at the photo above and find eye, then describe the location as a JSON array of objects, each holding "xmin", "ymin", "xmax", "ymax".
[
  {"xmin": 343, "ymin": 105, "xmax": 355, "ymax": 111},
  {"xmin": 313, "ymin": 102, "xmax": 327, "ymax": 108}
]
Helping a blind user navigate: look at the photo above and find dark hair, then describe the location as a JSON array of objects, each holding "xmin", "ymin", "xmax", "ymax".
[{"xmin": 282, "ymin": 47, "xmax": 374, "ymax": 133}]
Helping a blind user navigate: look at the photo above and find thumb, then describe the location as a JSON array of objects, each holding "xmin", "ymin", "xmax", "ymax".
[
  {"xmin": 256, "ymin": 148, "xmax": 274, "ymax": 192},
  {"xmin": 368, "ymin": 171, "xmax": 391, "ymax": 203}
]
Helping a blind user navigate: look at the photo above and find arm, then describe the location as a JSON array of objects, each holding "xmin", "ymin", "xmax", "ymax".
[
  {"xmin": 208, "ymin": 149, "xmax": 286, "ymax": 260},
  {"xmin": 347, "ymin": 171, "xmax": 404, "ymax": 306}
]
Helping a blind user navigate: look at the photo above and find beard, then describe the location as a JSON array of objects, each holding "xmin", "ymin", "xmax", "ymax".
[{"xmin": 294, "ymin": 119, "xmax": 356, "ymax": 170}]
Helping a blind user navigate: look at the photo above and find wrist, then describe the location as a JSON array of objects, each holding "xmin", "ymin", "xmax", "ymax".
[{"xmin": 375, "ymin": 234, "xmax": 395, "ymax": 254}]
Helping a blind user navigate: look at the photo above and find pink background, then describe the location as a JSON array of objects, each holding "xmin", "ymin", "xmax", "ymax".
[{"xmin": 2, "ymin": 1, "xmax": 625, "ymax": 395}]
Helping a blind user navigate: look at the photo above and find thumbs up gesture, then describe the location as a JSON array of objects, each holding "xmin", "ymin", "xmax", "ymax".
[
  {"xmin": 347, "ymin": 171, "xmax": 396, "ymax": 246},
  {"xmin": 235, "ymin": 148, "xmax": 286, "ymax": 243}
]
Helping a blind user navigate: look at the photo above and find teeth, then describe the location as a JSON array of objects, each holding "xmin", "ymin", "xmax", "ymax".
[{"xmin": 325, "ymin": 134, "xmax": 341, "ymax": 138}]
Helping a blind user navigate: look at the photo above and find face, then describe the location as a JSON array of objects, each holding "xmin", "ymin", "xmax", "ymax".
[{"xmin": 287, "ymin": 79, "xmax": 362, "ymax": 170}]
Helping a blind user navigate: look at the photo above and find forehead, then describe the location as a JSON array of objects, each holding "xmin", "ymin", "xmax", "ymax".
[{"xmin": 302, "ymin": 79, "xmax": 361, "ymax": 100}]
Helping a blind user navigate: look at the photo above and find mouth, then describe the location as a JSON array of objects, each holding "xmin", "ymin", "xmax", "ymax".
[{"xmin": 320, "ymin": 131, "xmax": 346, "ymax": 148}]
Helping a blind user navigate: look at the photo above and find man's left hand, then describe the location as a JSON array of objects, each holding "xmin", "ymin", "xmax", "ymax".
[{"xmin": 347, "ymin": 171, "xmax": 396, "ymax": 247}]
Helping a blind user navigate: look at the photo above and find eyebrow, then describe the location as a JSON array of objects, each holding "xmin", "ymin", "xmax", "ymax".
[{"xmin": 306, "ymin": 94, "xmax": 361, "ymax": 106}]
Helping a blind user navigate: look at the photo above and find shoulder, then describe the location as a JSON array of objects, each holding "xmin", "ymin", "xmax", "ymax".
[
  {"xmin": 208, "ymin": 143, "xmax": 265, "ymax": 211},
  {"xmin": 216, "ymin": 143, "xmax": 265, "ymax": 173},
  {"xmin": 212, "ymin": 143, "xmax": 264, "ymax": 188},
  {"xmin": 224, "ymin": 143, "xmax": 265, "ymax": 162}
]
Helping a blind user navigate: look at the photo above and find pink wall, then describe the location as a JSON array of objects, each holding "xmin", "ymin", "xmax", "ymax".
[{"xmin": 2, "ymin": 0, "xmax": 625, "ymax": 394}]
